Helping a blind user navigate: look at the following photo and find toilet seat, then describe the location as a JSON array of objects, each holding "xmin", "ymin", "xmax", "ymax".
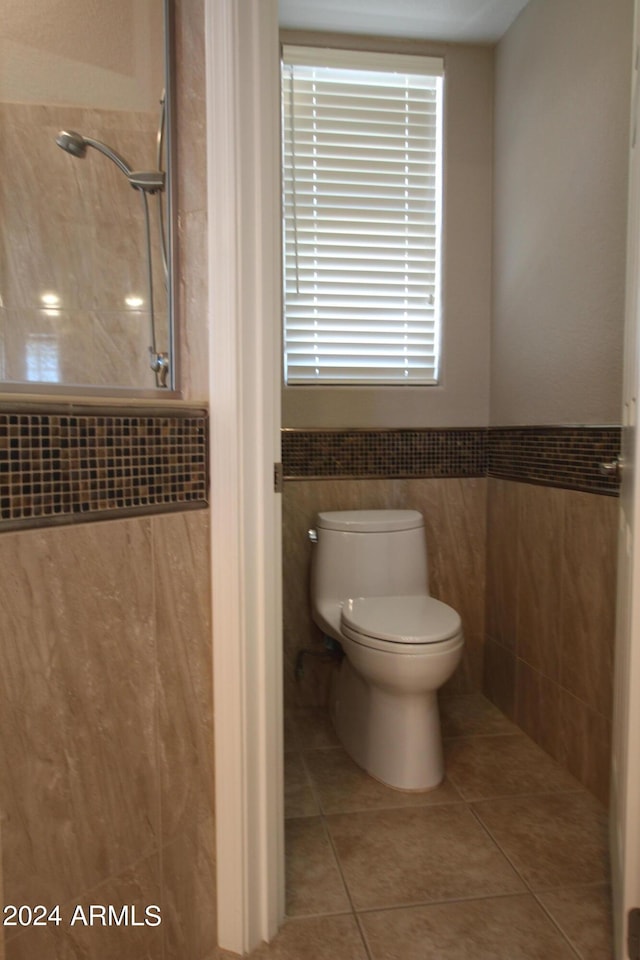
[{"xmin": 341, "ymin": 595, "xmax": 462, "ymax": 652}]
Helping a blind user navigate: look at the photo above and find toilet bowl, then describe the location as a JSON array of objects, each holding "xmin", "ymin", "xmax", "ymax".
[{"xmin": 309, "ymin": 509, "xmax": 464, "ymax": 791}]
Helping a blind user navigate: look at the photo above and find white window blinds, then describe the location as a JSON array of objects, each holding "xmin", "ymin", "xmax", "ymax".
[{"xmin": 282, "ymin": 46, "xmax": 444, "ymax": 386}]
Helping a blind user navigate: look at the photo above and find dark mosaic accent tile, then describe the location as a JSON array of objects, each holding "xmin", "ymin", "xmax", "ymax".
[
  {"xmin": 488, "ymin": 427, "xmax": 621, "ymax": 497},
  {"xmin": 0, "ymin": 407, "xmax": 208, "ymax": 530},
  {"xmin": 282, "ymin": 426, "xmax": 621, "ymax": 497},
  {"xmin": 282, "ymin": 429, "xmax": 487, "ymax": 479},
  {"xmin": 282, "ymin": 429, "xmax": 486, "ymax": 479}
]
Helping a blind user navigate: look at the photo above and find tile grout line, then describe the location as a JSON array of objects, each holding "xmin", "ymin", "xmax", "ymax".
[
  {"xmin": 531, "ymin": 893, "xmax": 587, "ymax": 960},
  {"xmin": 320, "ymin": 818, "xmax": 374, "ymax": 960},
  {"xmin": 287, "ymin": 701, "xmax": 610, "ymax": 957},
  {"xmin": 301, "ymin": 749, "xmax": 375, "ymax": 960},
  {"xmin": 466, "ymin": 802, "xmax": 583, "ymax": 960}
]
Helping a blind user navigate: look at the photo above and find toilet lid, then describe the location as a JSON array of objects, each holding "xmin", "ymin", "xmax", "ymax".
[
  {"xmin": 316, "ymin": 510, "xmax": 423, "ymax": 532},
  {"xmin": 341, "ymin": 595, "xmax": 462, "ymax": 645}
]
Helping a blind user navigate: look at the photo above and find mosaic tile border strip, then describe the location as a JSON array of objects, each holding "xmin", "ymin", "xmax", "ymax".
[
  {"xmin": 282, "ymin": 429, "xmax": 487, "ymax": 479},
  {"xmin": 0, "ymin": 407, "xmax": 208, "ymax": 529},
  {"xmin": 282, "ymin": 426, "xmax": 621, "ymax": 496},
  {"xmin": 487, "ymin": 426, "xmax": 621, "ymax": 496}
]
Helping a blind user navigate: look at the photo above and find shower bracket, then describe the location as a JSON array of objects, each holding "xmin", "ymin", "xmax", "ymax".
[
  {"xmin": 149, "ymin": 350, "xmax": 170, "ymax": 388},
  {"xmin": 129, "ymin": 171, "xmax": 166, "ymax": 194}
]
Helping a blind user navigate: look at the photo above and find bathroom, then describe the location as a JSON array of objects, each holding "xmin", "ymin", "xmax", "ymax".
[
  {"xmin": 279, "ymin": 0, "xmax": 629, "ymax": 955},
  {"xmin": 0, "ymin": 1, "xmax": 634, "ymax": 960}
]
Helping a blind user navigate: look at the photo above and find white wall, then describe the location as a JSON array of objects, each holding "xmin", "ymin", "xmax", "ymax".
[
  {"xmin": 281, "ymin": 32, "xmax": 494, "ymax": 428},
  {"xmin": 491, "ymin": 0, "xmax": 633, "ymax": 425}
]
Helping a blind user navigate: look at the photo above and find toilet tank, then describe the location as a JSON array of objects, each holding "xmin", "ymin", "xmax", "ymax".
[{"xmin": 311, "ymin": 510, "xmax": 429, "ymax": 608}]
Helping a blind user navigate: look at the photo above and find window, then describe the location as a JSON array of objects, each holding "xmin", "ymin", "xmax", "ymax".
[{"xmin": 282, "ymin": 46, "xmax": 444, "ymax": 386}]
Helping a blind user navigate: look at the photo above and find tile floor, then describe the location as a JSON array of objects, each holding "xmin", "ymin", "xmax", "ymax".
[{"xmin": 254, "ymin": 693, "xmax": 613, "ymax": 960}]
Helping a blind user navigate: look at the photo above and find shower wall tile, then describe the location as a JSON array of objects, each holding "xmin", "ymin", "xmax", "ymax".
[
  {"xmin": 1, "ymin": 308, "xmax": 95, "ymax": 387},
  {"xmin": 5, "ymin": 851, "xmax": 163, "ymax": 960},
  {"xmin": 178, "ymin": 210, "xmax": 209, "ymax": 400},
  {"xmin": 282, "ymin": 477, "xmax": 487, "ymax": 710},
  {"xmin": 91, "ymin": 310, "xmax": 160, "ymax": 390},
  {"xmin": 0, "ymin": 511, "xmax": 215, "ymax": 958},
  {"xmin": 0, "ymin": 519, "xmax": 157, "ymax": 910},
  {"xmin": 0, "ymin": 4, "xmax": 213, "ymax": 960},
  {"xmin": 0, "ymin": 101, "xmax": 167, "ymax": 389},
  {"xmin": 175, "ymin": 0, "xmax": 207, "ymax": 218},
  {"xmin": 484, "ymin": 479, "xmax": 617, "ymax": 803},
  {"xmin": 154, "ymin": 509, "xmax": 214, "ymax": 839},
  {"xmin": 161, "ymin": 812, "xmax": 217, "ymax": 960},
  {"xmin": 175, "ymin": 0, "xmax": 209, "ymax": 402}
]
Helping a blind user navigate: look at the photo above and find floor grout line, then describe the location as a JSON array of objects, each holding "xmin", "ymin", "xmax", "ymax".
[
  {"xmin": 301, "ymin": 746, "xmax": 374, "ymax": 958},
  {"xmin": 284, "ymin": 697, "xmax": 612, "ymax": 958},
  {"xmin": 532, "ymin": 893, "xmax": 586, "ymax": 960}
]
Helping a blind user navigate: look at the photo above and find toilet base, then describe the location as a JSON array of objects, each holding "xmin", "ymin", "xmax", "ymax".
[{"xmin": 329, "ymin": 656, "xmax": 445, "ymax": 791}]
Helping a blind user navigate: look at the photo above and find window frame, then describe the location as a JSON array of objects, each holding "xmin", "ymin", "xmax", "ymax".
[{"xmin": 281, "ymin": 44, "xmax": 445, "ymax": 388}]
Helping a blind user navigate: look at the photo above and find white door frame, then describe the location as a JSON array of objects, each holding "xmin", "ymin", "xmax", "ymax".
[
  {"xmin": 206, "ymin": 0, "xmax": 284, "ymax": 953},
  {"xmin": 611, "ymin": 2, "xmax": 640, "ymax": 954}
]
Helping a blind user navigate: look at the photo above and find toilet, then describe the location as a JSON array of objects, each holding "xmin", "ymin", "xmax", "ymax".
[{"xmin": 309, "ymin": 509, "xmax": 463, "ymax": 791}]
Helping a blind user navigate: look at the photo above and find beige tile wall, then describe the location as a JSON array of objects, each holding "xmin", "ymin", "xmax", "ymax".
[
  {"xmin": 283, "ymin": 477, "xmax": 487, "ymax": 710},
  {"xmin": 0, "ymin": 0, "xmax": 209, "ymax": 399},
  {"xmin": 0, "ymin": 510, "xmax": 215, "ymax": 960},
  {"xmin": 484, "ymin": 479, "xmax": 617, "ymax": 803},
  {"xmin": 0, "ymin": 3, "xmax": 214, "ymax": 955},
  {"xmin": 174, "ymin": 0, "xmax": 208, "ymax": 403},
  {"xmin": 0, "ymin": 102, "xmax": 168, "ymax": 390}
]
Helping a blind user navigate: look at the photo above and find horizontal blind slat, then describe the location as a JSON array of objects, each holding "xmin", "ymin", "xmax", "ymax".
[{"xmin": 283, "ymin": 49, "xmax": 443, "ymax": 386}]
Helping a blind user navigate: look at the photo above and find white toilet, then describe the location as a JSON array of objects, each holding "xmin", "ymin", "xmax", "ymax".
[{"xmin": 309, "ymin": 509, "xmax": 463, "ymax": 791}]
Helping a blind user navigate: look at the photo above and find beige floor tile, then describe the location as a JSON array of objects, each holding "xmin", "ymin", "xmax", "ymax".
[
  {"xmin": 250, "ymin": 915, "xmax": 368, "ymax": 960},
  {"xmin": 285, "ymin": 753, "xmax": 320, "ymax": 819},
  {"xmin": 326, "ymin": 804, "xmax": 524, "ymax": 910},
  {"xmin": 444, "ymin": 733, "xmax": 580, "ymax": 800},
  {"xmin": 360, "ymin": 894, "xmax": 577, "ymax": 959},
  {"xmin": 472, "ymin": 792, "xmax": 610, "ymax": 889},
  {"xmin": 304, "ymin": 747, "xmax": 462, "ymax": 815},
  {"xmin": 285, "ymin": 817, "xmax": 351, "ymax": 917},
  {"xmin": 292, "ymin": 708, "xmax": 341, "ymax": 751},
  {"xmin": 284, "ymin": 711, "xmax": 301, "ymax": 752},
  {"xmin": 440, "ymin": 692, "xmax": 518, "ymax": 738},
  {"xmin": 537, "ymin": 884, "xmax": 614, "ymax": 960}
]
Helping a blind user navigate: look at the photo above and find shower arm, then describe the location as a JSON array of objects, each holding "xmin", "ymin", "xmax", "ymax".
[{"xmin": 81, "ymin": 136, "xmax": 165, "ymax": 194}]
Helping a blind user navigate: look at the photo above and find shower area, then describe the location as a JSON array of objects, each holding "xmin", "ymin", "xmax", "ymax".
[{"xmin": 0, "ymin": 0, "xmax": 173, "ymax": 392}]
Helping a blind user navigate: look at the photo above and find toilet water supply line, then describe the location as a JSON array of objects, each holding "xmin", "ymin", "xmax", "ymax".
[{"xmin": 295, "ymin": 636, "xmax": 343, "ymax": 680}]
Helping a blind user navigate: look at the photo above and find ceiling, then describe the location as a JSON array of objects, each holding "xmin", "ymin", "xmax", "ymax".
[{"xmin": 278, "ymin": 0, "xmax": 532, "ymax": 44}]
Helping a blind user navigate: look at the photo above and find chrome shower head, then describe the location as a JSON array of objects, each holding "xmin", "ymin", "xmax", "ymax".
[
  {"xmin": 56, "ymin": 129, "xmax": 133, "ymax": 176},
  {"xmin": 55, "ymin": 129, "xmax": 165, "ymax": 194},
  {"xmin": 56, "ymin": 130, "xmax": 88, "ymax": 159}
]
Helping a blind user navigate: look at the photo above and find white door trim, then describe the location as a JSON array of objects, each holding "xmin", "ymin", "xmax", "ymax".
[
  {"xmin": 206, "ymin": 0, "xmax": 284, "ymax": 953},
  {"xmin": 611, "ymin": 3, "xmax": 640, "ymax": 954}
]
